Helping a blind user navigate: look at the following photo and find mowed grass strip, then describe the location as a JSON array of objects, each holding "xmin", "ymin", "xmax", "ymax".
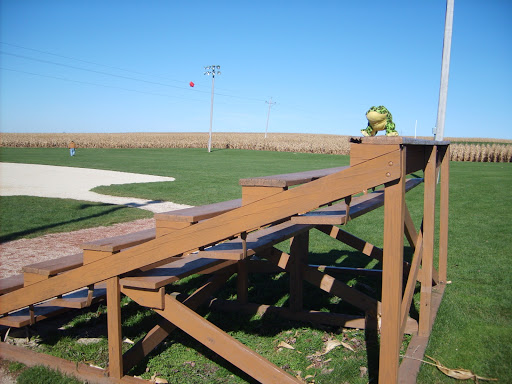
[{"xmin": 0, "ymin": 148, "xmax": 510, "ymax": 382}]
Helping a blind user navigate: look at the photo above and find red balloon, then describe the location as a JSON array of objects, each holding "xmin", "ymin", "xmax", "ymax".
[{"xmin": 189, "ymin": 81, "xmax": 195, "ymax": 87}]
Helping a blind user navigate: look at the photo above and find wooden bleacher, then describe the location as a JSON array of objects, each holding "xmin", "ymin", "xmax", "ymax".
[{"xmin": 0, "ymin": 137, "xmax": 450, "ymax": 384}]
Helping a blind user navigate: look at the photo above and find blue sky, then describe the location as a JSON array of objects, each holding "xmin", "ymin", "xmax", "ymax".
[{"xmin": 1, "ymin": 1, "xmax": 511, "ymax": 139}]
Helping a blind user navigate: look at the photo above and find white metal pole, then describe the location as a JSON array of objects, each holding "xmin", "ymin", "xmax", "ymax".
[
  {"xmin": 208, "ymin": 74, "xmax": 215, "ymax": 153},
  {"xmin": 435, "ymin": 0, "xmax": 454, "ymax": 141},
  {"xmin": 415, "ymin": 120, "xmax": 417, "ymax": 139}
]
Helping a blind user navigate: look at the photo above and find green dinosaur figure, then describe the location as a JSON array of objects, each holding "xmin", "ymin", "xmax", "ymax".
[{"xmin": 361, "ymin": 105, "xmax": 399, "ymax": 137}]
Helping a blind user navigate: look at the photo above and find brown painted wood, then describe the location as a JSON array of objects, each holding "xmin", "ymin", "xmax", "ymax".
[
  {"xmin": 107, "ymin": 277, "xmax": 123, "ymax": 379},
  {"xmin": 242, "ymin": 186, "xmax": 285, "ymax": 205},
  {"xmin": 350, "ymin": 144, "xmax": 398, "ymax": 167},
  {"xmin": 292, "ymin": 178, "xmax": 422, "ymax": 225},
  {"xmin": 120, "ymin": 287, "xmax": 165, "ymax": 310},
  {"xmin": 398, "ymin": 284, "xmax": 446, "ymax": 383},
  {"xmin": 23, "ymin": 272, "xmax": 48, "ymax": 287},
  {"xmin": 198, "ymin": 221, "xmax": 313, "ymax": 260},
  {"xmin": 239, "ymin": 166, "xmax": 348, "ymax": 187},
  {"xmin": 265, "ymin": 247, "xmax": 380, "ymax": 314},
  {"xmin": 155, "ymin": 220, "xmax": 191, "ymax": 237},
  {"xmin": 210, "ymin": 298, "xmax": 367, "ymax": 329},
  {"xmin": 120, "ymin": 256, "xmax": 233, "ymax": 290},
  {"xmin": 379, "ymin": 147, "xmax": 407, "ymax": 384},
  {"xmin": 156, "ymin": 294, "xmax": 302, "ymax": 383},
  {"xmin": 0, "ymin": 274, "xmax": 24, "ymax": 295},
  {"xmin": 83, "ymin": 249, "xmax": 114, "ymax": 265},
  {"xmin": 0, "ymin": 284, "xmax": 106, "ymax": 327},
  {"xmin": 0, "ymin": 150, "xmax": 401, "ymax": 315},
  {"xmin": 404, "ymin": 204, "xmax": 418, "ymax": 249},
  {"xmin": 419, "ymin": 146, "xmax": 437, "ymax": 337},
  {"xmin": 439, "ymin": 146, "xmax": 450, "ymax": 283},
  {"xmin": 154, "ymin": 199, "xmax": 242, "ymax": 223},
  {"xmin": 401, "ymin": 224, "xmax": 424, "ymax": 336},
  {"xmin": 22, "ymin": 253, "xmax": 83, "ymax": 276},
  {"xmin": 0, "ymin": 342, "xmax": 147, "ymax": 384},
  {"xmin": 289, "ymin": 232, "xmax": 308, "ymax": 311},
  {"xmin": 122, "ymin": 272, "xmax": 232, "ymax": 373},
  {"xmin": 315, "ymin": 225, "xmax": 385, "ymax": 264},
  {"xmin": 81, "ymin": 229, "xmax": 156, "ymax": 252}
]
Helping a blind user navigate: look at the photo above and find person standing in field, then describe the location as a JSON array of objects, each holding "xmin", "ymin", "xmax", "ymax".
[{"xmin": 68, "ymin": 141, "xmax": 76, "ymax": 156}]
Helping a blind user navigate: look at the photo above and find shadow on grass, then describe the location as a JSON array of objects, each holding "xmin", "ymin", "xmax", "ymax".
[{"xmin": 0, "ymin": 203, "xmax": 125, "ymax": 243}]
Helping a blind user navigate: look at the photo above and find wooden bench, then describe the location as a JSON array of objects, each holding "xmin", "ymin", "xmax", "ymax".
[
  {"xmin": 0, "ymin": 274, "xmax": 24, "ymax": 296},
  {"xmin": 0, "ymin": 283, "xmax": 107, "ymax": 328},
  {"xmin": 154, "ymin": 199, "xmax": 242, "ymax": 236},
  {"xmin": 239, "ymin": 166, "xmax": 348, "ymax": 205}
]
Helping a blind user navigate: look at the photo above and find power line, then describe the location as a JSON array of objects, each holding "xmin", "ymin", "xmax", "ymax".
[
  {"xmin": 0, "ymin": 67, "xmax": 206, "ymax": 103},
  {"xmin": 265, "ymin": 97, "xmax": 276, "ymax": 138}
]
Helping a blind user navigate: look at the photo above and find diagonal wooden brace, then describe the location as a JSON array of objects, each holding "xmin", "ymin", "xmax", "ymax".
[{"xmin": 155, "ymin": 294, "xmax": 301, "ymax": 384}]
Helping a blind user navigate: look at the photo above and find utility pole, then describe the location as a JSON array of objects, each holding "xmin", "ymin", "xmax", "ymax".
[
  {"xmin": 435, "ymin": 0, "xmax": 454, "ymax": 141},
  {"xmin": 265, "ymin": 97, "xmax": 276, "ymax": 139},
  {"xmin": 204, "ymin": 65, "xmax": 221, "ymax": 152}
]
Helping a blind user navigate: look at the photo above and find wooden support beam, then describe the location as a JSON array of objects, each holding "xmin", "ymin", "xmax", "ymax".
[
  {"xmin": 379, "ymin": 146, "xmax": 407, "ymax": 384},
  {"xmin": 289, "ymin": 232, "xmax": 308, "ymax": 312},
  {"xmin": 122, "ymin": 272, "xmax": 232, "ymax": 374},
  {"xmin": 438, "ymin": 146, "xmax": 450, "ymax": 283},
  {"xmin": 265, "ymin": 248, "xmax": 380, "ymax": 315},
  {"xmin": 401, "ymin": 224, "xmax": 424, "ymax": 336},
  {"xmin": 419, "ymin": 146, "xmax": 437, "ymax": 337},
  {"xmin": 107, "ymin": 277, "xmax": 123, "ymax": 380},
  {"xmin": 0, "ymin": 149, "xmax": 402, "ymax": 315},
  {"xmin": 156, "ymin": 295, "xmax": 301, "ymax": 383}
]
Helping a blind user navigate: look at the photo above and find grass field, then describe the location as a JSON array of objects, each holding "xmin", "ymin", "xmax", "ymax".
[{"xmin": 0, "ymin": 147, "xmax": 511, "ymax": 383}]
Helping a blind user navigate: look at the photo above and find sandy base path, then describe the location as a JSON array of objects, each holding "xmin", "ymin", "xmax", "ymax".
[
  {"xmin": 0, "ymin": 163, "xmax": 191, "ymax": 213},
  {"xmin": 0, "ymin": 163, "xmax": 192, "ymax": 277}
]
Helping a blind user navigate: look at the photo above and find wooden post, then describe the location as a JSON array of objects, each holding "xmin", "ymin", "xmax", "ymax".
[
  {"xmin": 379, "ymin": 145, "xmax": 406, "ymax": 383},
  {"xmin": 289, "ymin": 232, "xmax": 308, "ymax": 311},
  {"xmin": 419, "ymin": 146, "xmax": 437, "ymax": 336},
  {"xmin": 107, "ymin": 276, "xmax": 123, "ymax": 379},
  {"xmin": 438, "ymin": 146, "xmax": 450, "ymax": 283}
]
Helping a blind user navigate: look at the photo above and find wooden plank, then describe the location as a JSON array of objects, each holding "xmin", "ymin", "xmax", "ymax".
[
  {"xmin": 0, "ymin": 274, "xmax": 24, "ymax": 295},
  {"xmin": 210, "ymin": 298, "xmax": 367, "ymax": 329},
  {"xmin": 22, "ymin": 253, "xmax": 83, "ymax": 276},
  {"xmin": 350, "ymin": 144, "xmax": 398, "ymax": 167},
  {"xmin": 120, "ymin": 287, "xmax": 164, "ymax": 310},
  {"xmin": 419, "ymin": 146, "xmax": 437, "ymax": 337},
  {"xmin": 379, "ymin": 146, "xmax": 406, "ymax": 384},
  {"xmin": 398, "ymin": 284, "xmax": 446, "ymax": 383},
  {"xmin": 120, "ymin": 255, "xmax": 234, "ymax": 290},
  {"xmin": 0, "ymin": 285, "xmax": 106, "ymax": 328},
  {"xmin": 242, "ymin": 186, "xmax": 285, "ymax": 205},
  {"xmin": 81, "ymin": 229, "xmax": 155, "ymax": 252},
  {"xmin": 401, "ymin": 224, "xmax": 424, "ymax": 336},
  {"xmin": 438, "ymin": 146, "xmax": 450, "ymax": 283},
  {"xmin": 239, "ymin": 166, "xmax": 348, "ymax": 188},
  {"xmin": 265, "ymin": 247, "xmax": 380, "ymax": 314},
  {"xmin": 289, "ymin": 232, "xmax": 308, "ymax": 311},
  {"xmin": 154, "ymin": 199, "xmax": 242, "ymax": 223},
  {"xmin": 23, "ymin": 273, "xmax": 48, "ymax": 287},
  {"xmin": 198, "ymin": 221, "xmax": 313, "ymax": 260},
  {"xmin": 0, "ymin": 342, "xmax": 148, "ymax": 384},
  {"xmin": 107, "ymin": 277, "xmax": 123, "ymax": 379},
  {"xmin": 292, "ymin": 178, "xmax": 422, "ymax": 224},
  {"xmin": 122, "ymin": 272, "xmax": 232, "ymax": 373},
  {"xmin": 0, "ymin": 150, "xmax": 402, "ymax": 314},
  {"xmin": 156, "ymin": 294, "xmax": 301, "ymax": 384}
]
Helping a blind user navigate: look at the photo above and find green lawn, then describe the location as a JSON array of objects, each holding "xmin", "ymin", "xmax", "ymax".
[{"xmin": 0, "ymin": 148, "xmax": 510, "ymax": 383}]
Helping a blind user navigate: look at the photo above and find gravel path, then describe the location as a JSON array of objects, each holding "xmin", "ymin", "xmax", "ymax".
[{"xmin": 0, "ymin": 163, "xmax": 192, "ymax": 278}]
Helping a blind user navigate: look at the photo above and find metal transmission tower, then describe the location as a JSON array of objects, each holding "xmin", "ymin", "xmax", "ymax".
[
  {"xmin": 265, "ymin": 97, "xmax": 276, "ymax": 139},
  {"xmin": 204, "ymin": 65, "xmax": 221, "ymax": 152}
]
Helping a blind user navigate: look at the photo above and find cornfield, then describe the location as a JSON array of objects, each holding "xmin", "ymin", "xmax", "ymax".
[{"xmin": 1, "ymin": 132, "xmax": 511, "ymax": 162}]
